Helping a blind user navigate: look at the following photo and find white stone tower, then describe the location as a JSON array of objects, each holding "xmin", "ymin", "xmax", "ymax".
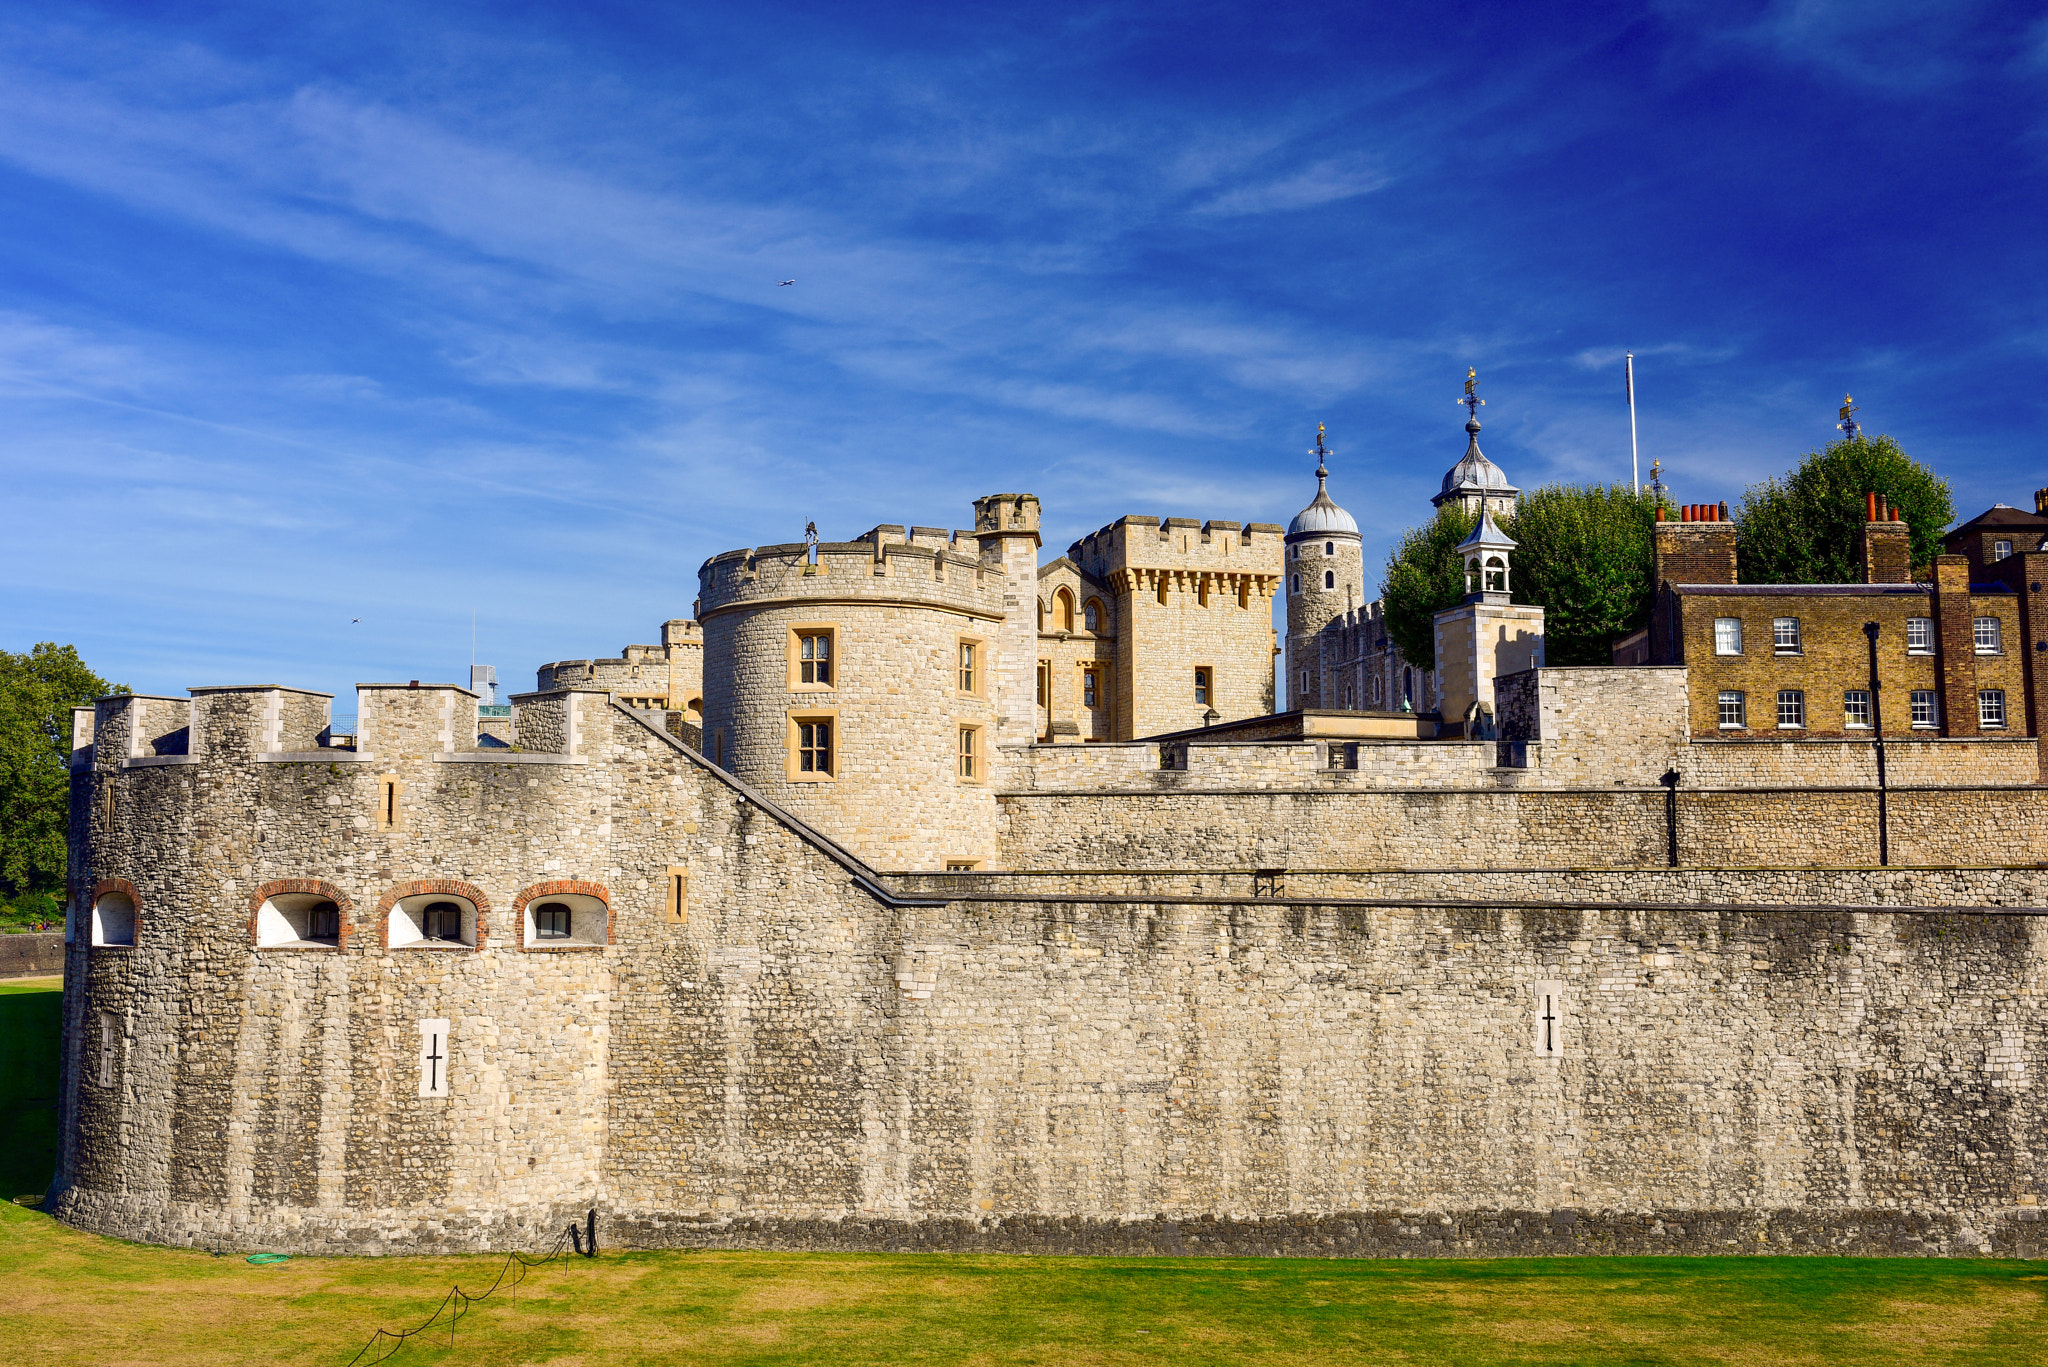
[{"xmin": 1283, "ymin": 425, "xmax": 1363, "ymax": 711}]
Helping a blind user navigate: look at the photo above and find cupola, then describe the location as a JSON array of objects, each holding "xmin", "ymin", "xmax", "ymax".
[
  {"xmin": 1287, "ymin": 425, "xmax": 1360, "ymax": 539},
  {"xmin": 1456, "ymin": 508, "xmax": 1516, "ymax": 602},
  {"xmin": 1433, "ymin": 367, "xmax": 1519, "ymax": 515}
]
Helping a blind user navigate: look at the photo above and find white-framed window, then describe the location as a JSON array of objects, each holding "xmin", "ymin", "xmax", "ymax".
[
  {"xmin": 1910, "ymin": 689, "xmax": 1938, "ymax": 728},
  {"xmin": 1844, "ymin": 689, "xmax": 1872, "ymax": 728},
  {"xmin": 1906, "ymin": 617, "xmax": 1933, "ymax": 654},
  {"xmin": 1994, "ymin": 539, "xmax": 2013, "ymax": 561},
  {"xmin": 1717, "ymin": 690, "xmax": 1745, "ymax": 727},
  {"xmin": 1772, "ymin": 618, "xmax": 1801, "ymax": 654},
  {"xmin": 1713, "ymin": 618, "xmax": 1742, "ymax": 655},
  {"xmin": 1980, "ymin": 689, "xmax": 2007, "ymax": 728},
  {"xmin": 1323, "ymin": 569, "xmax": 1335, "ymax": 589},
  {"xmin": 1776, "ymin": 689, "xmax": 1805, "ymax": 728},
  {"xmin": 1974, "ymin": 616, "xmax": 2002, "ymax": 653}
]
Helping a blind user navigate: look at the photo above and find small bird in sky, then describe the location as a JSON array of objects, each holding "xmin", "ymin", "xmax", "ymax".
[
  {"xmin": 351, "ymin": 618, "xmax": 361, "ymax": 623},
  {"xmin": 778, "ymin": 279, "xmax": 795, "ymax": 286}
]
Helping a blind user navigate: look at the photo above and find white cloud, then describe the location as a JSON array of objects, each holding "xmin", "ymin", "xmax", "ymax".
[{"xmin": 1195, "ymin": 155, "xmax": 1390, "ymax": 216}]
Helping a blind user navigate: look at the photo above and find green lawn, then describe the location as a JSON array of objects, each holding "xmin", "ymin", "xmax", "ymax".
[
  {"xmin": 0, "ymin": 1198, "xmax": 2042, "ymax": 1366},
  {"xmin": 0, "ymin": 975, "xmax": 60, "ymax": 1200},
  {"xmin": 0, "ymin": 972, "xmax": 2042, "ymax": 1364}
]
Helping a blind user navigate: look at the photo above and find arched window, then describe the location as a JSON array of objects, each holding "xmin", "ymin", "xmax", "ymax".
[
  {"xmin": 1325, "ymin": 541, "xmax": 1335, "ymax": 556},
  {"xmin": 253, "ymin": 882, "xmax": 347, "ymax": 949},
  {"xmin": 1055, "ymin": 588, "xmax": 1075, "ymax": 632},
  {"xmin": 383, "ymin": 881, "xmax": 488, "ymax": 950},
  {"xmin": 92, "ymin": 889, "xmax": 135, "ymax": 947},
  {"xmin": 1484, "ymin": 555, "xmax": 1507, "ymax": 593},
  {"xmin": 517, "ymin": 882, "xmax": 610, "ymax": 949},
  {"xmin": 1037, "ymin": 599, "xmax": 1046, "ymax": 631},
  {"xmin": 1324, "ymin": 570, "xmax": 1335, "ymax": 590},
  {"xmin": 1083, "ymin": 599, "xmax": 1101, "ymax": 632}
]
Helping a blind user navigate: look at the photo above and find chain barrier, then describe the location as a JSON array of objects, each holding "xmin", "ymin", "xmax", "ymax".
[{"xmin": 343, "ymin": 1211, "xmax": 592, "ymax": 1366}]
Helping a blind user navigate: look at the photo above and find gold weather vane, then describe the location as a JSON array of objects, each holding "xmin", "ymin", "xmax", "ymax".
[
  {"xmin": 1310, "ymin": 423, "xmax": 1332, "ymax": 480},
  {"xmin": 1459, "ymin": 367, "xmax": 1485, "ymax": 424},
  {"xmin": 1837, "ymin": 394, "xmax": 1861, "ymax": 441}
]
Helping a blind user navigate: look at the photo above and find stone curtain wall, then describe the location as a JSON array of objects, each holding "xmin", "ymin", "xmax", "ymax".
[{"xmin": 55, "ymin": 694, "xmax": 2048, "ymax": 1258}]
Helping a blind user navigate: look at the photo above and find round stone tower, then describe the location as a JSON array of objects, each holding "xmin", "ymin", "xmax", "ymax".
[
  {"xmin": 696, "ymin": 522, "xmax": 1007, "ymax": 871},
  {"xmin": 1283, "ymin": 426, "xmax": 1363, "ymax": 711}
]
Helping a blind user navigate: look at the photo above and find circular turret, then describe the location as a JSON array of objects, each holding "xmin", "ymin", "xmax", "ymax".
[
  {"xmin": 696, "ymin": 527, "xmax": 1005, "ymax": 870},
  {"xmin": 1283, "ymin": 429, "xmax": 1364, "ymax": 710}
]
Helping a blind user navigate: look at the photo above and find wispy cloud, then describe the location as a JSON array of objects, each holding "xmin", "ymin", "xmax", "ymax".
[{"xmin": 1195, "ymin": 155, "xmax": 1390, "ymax": 216}]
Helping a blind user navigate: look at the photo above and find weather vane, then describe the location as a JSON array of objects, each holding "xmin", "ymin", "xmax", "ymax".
[
  {"xmin": 1310, "ymin": 422, "xmax": 1331, "ymax": 479},
  {"xmin": 1836, "ymin": 394, "xmax": 1860, "ymax": 441},
  {"xmin": 1648, "ymin": 458, "xmax": 1666, "ymax": 501},
  {"xmin": 1460, "ymin": 367, "xmax": 1485, "ymax": 425}
]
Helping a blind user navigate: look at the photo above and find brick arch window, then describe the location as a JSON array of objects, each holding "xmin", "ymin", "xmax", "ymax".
[
  {"xmin": 249, "ymin": 879, "xmax": 353, "ymax": 952},
  {"xmin": 511, "ymin": 880, "xmax": 611, "ymax": 951},
  {"xmin": 85, "ymin": 877, "xmax": 140, "ymax": 948},
  {"xmin": 377, "ymin": 879, "xmax": 491, "ymax": 951}
]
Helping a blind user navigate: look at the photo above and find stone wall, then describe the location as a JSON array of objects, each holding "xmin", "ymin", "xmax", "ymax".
[
  {"xmin": 52, "ymin": 696, "xmax": 2048, "ymax": 1259},
  {"xmin": 0, "ymin": 933, "xmax": 63, "ymax": 978}
]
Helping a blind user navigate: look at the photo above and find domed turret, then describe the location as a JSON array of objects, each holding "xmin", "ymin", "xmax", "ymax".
[
  {"xmin": 1434, "ymin": 368, "xmax": 1518, "ymax": 517},
  {"xmin": 1284, "ymin": 425, "xmax": 1364, "ymax": 711}
]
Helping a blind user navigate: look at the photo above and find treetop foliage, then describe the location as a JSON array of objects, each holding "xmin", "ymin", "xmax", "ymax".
[
  {"xmin": 1379, "ymin": 505, "xmax": 1476, "ymax": 671},
  {"xmin": 1734, "ymin": 435, "xmax": 1954, "ymax": 585},
  {"xmin": 0, "ymin": 644, "xmax": 125, "ymax": 897}
]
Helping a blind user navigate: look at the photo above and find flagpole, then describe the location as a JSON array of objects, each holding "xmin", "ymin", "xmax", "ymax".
[{"xmin": 1626, "ymin": 351, "xmax": 1639, "ymax": 495}]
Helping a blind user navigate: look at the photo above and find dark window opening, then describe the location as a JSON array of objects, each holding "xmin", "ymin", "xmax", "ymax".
[
  {"xmin": 423, "ymin": 901, "xmax": 464, "ymax": 942},
  {"xmin": 535, "ymin": 903, "xmax": 571, "ymax": 939}
]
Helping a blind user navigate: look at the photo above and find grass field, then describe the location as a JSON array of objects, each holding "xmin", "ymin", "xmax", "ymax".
[
  {"xmin": 2, "ymin": 972, "xmax": 2043, "ymax": 1365},
  {"xmin": 0, "ymin": 1198, "xmax": 2043, "ymax": 1367},
  {"xmin": 0, "ymin": 974, "xmax": 61, "ymax": 1200}
]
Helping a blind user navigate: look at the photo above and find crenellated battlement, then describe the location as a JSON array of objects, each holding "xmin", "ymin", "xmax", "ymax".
[
  {"xmin": 1069, "ymin": 515, "xmax": 1284, "ymax": 584},
  {"xmin": 696, "ymin": 532, "xmax": 1004, "ymax": 621}
]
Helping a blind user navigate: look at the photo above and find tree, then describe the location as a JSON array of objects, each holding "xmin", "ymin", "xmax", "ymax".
[
  {"xmin": 1507, "ymin": 484, "xmax": 1660, "ymax": 666},
  {"xmin": 0, "ymin": 644, "xmax": 124, "ymax": 898},
  {"xmin": 1734, "ymin": 435, "xmax": 1954, "ymax": 585},
  {"xmin": 1380, "ymin": 505, "xmax": 1477, "ymax": 670}
]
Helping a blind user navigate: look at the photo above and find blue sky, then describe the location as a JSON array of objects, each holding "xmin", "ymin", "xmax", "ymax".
[{"xmin": 3, "ymin": 0, "xmax": 2044, "ymax": 701}]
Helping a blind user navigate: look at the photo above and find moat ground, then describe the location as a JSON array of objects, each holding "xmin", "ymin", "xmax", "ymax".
[
  {"xmin": 0, "ymin": 1202, "xmax": 2043, "ymax": 1367},
  {"xmin": 3, "ymin": 975, "xmax": 2044, "ymax": 1366}
]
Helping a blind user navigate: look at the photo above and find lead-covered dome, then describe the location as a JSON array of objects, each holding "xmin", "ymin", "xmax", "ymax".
[
  {"xmin": 1289, "ymin": 474, "xmax": 1360, "ymax": 538},
  {"xmin": 1433, "ymin": 417, "xmax": 1518, "ymax": 508}
]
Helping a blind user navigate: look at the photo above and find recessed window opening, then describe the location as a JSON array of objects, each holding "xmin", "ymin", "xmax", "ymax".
[
  {"xmin": 1776, "ymin": 689, "xmax": 1805, "ymax": 728},
  {"xmin": 1199, "ymin": 579, "xmax": 1210, "ymax": 606},
  {"xmin": 1906, "ymin": 617, "xmax": 1933, "ymax": 654},
  {"xmin": 97, "ymin": 1012, "xmax": 117, "ymax": 1088},
  {"xmin": 1973, "ymin": 616, "xmax": 2002, "ymax": 653},
  {"xmin": 1324, "ymin": 540, "xmax": 1335, "ymax": 556},
  {"xmin": 1290, "ymin": 574, "xmax": 1300, "ymax": 594},
  {"xmin": 799, "ymin": 632, "xmax": 833, "ymax": 684},
  {"xmin": 390, "ymin": 894, "xmax": 478, "ymax": 949},
  {"xmin": 1237, "ymin": 581, "xmax": 1250, "ymax": 609},
  {"xmin": 256, "ymin": 893, "xmax": 342, "ymax": 948},
  {"xmin": 1156, "ymin": 576, "xmax": 1169, "ymax": 606},
  {"xmin": 378, "ymin": 778, "xmax": 401, "ymax": 830},
  {"xmin": 798, "ymin": 719, "xmax": 833, "ymax": 773},
  {"xmin": 1036, "ymin": 662, "xmax": 1050, "ymax": 707},
  {"xmin": 1323, "ymin": 569, "xmax": 1335, "ymax": 589},
  {"xmin": 1910, "ymin": 690, "xmax": 1938, "ymax": 728},
  {"xmin": 1980, "ymin": 689, "xmax": 2007, "ymax": 728},
  {"xmin": 1713, "ymin": 618, "xmax": 1743, "ymax": 655},
  {"xmin": 944, "ymin": 859, "xmax": 980, "ymax": 871},
  {"xmin": 1290, "ymin": 544, "xmax": 1300, "ymax": 560},
  {"xmin": 1056, "ymin": 589, "xmax": 1075, "ymax": 632},
  {"xmin": 1844, "ymin": 690, "xmax": 1872, "ymax": 728},
  {"xmin": 1773, "ymin": 617, "xmax": 1801, "ymax": 653},
  {"xmin": 1717, "ymin": 690, "xmax": 1745, "ymax": 727},
  {"xmin": 958, "ymin": 725, "xmax": 978, "ymax": 779},
  {"xmin": 1194, "ymin": 669, "xmax": 1211, "ymax": 706},
  {"xmin": 958, "ymin": 641, "xmax": 977, "ymax": 693},
  {"xmin": 1082, "ymin": 669, "xmax": 1098, "ymax": 708},
  {"xmin": 523, "ymin": 893, "xmax": 607, "ymax": 947},
  {"xmin": 92, "ymin": 891, "xmax": 135, "ymax": 947},
  {"xmin": 1083, "ymin": 600, "xmax": 1100, "ymax": 632},
  {"xmin": 1300, "ymin": 669, "xmax": 1310, "ymax": 696}
]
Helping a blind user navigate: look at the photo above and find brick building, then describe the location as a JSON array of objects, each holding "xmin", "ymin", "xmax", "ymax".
[{"xmin": 1633, "ymin": 491, "xmax": 2046, "ymax": 773}]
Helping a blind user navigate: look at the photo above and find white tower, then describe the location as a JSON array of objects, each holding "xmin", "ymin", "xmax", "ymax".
[{"xmin": 1283, "ymin": 425, "xmax": 1363, "ymax": 711}]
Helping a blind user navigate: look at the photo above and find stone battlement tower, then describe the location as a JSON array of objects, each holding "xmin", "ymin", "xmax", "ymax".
[{"xmin": 1283, "ymin": 425, "xmax": 1365, "ymax": 710}]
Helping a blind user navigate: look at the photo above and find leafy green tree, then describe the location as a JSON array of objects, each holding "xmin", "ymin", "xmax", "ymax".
[
  {"xmin": 1734, "ymin": 435, "xmax": 1954, "ymax": 584},
  {"xmin": 0, "ymin": 644, "xmax": 124, "ymax": 898},
  {"xmin": 1508, "ymin": 484, "xmax": 1661, "ymax": 666},
  {"xmin": 1380, "ymin": 505, "xmax": 1477, "ymax": 670}
]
